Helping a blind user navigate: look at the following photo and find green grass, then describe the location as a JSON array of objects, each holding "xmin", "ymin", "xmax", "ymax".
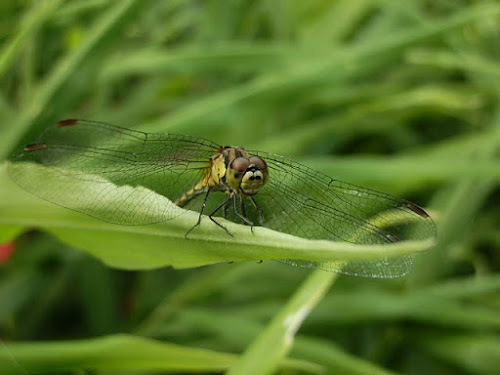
[{"xmin": 0, "ymin": 1, "xmax": 499, "ymax": 374}]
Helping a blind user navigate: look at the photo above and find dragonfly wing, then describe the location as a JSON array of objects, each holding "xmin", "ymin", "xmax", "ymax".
[
  {"xmin": 250, "ymin": 151, "xmax": 436, "ymax": 277},
  {"xmin": 9, "ymin": 120, "xmax": 219, "ymax": 225}
]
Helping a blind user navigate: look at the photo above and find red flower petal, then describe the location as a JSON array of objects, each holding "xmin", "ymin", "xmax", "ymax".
[{"xmin": 0, "ymin": 242, "xmax": 16, "ymax": 265}]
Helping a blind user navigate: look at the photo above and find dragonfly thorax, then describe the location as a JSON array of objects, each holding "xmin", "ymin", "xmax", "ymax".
[{"xmin": 219, "ymin": 147, "xmax": 268, "ymax": 196}]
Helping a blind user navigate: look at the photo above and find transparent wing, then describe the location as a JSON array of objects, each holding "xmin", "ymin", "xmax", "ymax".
[
  {"xmin": 247, "ymin": 151, "xmax": 436, "ymax": 278},
  {"xmin": 8, "ymin": 119, "xmax": 436, "ymax": 277},
  {"xmin": 8, "ymin": 119, "xmax": 220, "ymax": 225}
]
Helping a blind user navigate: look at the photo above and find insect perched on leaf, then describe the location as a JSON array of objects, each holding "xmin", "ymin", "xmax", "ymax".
[{"xmin": 9, "ymin": 119, "xmax": 436, "ymax": 277}]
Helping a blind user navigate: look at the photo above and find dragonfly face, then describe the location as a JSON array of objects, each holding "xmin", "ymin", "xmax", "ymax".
[
  {"xmin": 218, "ymin": 147, "xmax": 268, "ymax": 196},
  {"xmin": 8, "ymin": 119, "xmax": 437, "ymax": 278}
]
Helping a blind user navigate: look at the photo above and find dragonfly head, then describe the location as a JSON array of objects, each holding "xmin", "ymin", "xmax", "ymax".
[{"xmin": 226, "ymin": 154, "xmax": 268, "ymax": 196}]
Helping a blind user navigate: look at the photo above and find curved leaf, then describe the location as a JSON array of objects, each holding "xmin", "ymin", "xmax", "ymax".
[{"xmin": 0, "ymin": 164, "xmax": 434, "ymax": 275}]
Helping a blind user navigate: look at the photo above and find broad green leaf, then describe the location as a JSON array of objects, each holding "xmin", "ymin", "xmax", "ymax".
[{"xmin": 0, "ymin": 164, "xmax": 434, "ymax": 275}]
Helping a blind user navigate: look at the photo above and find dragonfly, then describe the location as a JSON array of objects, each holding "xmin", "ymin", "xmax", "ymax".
[{"xmin": 8, "ymin": 119, "xmax": 436, "ymax": 278}]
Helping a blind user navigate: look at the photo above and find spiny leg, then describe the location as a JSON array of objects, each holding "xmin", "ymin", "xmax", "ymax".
[
  {"xmin": 240, "ymin": 196, "xmax": 246, "ymax": 221},
  {"xmin": 248, "ymin": 197, "xmax": 263, "ymax": 262},
  {"xmin": 223, "ymin": 200, "xmax": 229, "ymax": 220},
  {"xmin": 250, "ymin": 196, "xmax": 265, "ymax": 227},
  {"xmin": 208, "ymin": 195, "xmax": 234, "ymax": 236},
  {"xmin": 184, "ymin": 189, "xmax": 212, "ymax": 238},
  {"xmin": 241, "ymin": 197, "xmax": 256, "ymax": 234},
  {"xmin": 233, "ymin": 195, "xmax": 253, "ymax": 226}
]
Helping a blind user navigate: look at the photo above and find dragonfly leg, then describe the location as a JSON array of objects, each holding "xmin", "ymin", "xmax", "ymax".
[
  {"xmin": 250, "ymin": 196, "xmax": 265, "ymax": 227},
  {"xmin": 240, "ymin": 197, "xmax": 258, "ymax": 234},
  {"xmin": 208, "ymin": 195, "xmax": 234, "ymax": 236},
  {"xmin": 233, "ymin": 195, "xmax": 253, "ymax": 226},
  {"xmin": 184, "ymin": 189, "xmax": 212, "ymax": 238},
  {"xmin": 240, "ymin": 197, "xmax": 246, "ymax": 221},
  {"xmin": 240, "ymin": 197, "xmax": 254, "ymax": 234}
]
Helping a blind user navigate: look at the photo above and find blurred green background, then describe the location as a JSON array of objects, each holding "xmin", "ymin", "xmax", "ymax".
[{"xmin": 1, "ymin": 1, "xmax": 500, "ymax": 374}]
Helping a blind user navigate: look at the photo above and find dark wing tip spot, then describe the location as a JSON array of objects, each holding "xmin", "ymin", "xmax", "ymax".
[
  {"xmin": 24, "ymin": 143, "xmax": 47, "ymax": 152},
  {"xmin": 386, "ymin": 234, "xmax": 400, "ymax": 243},
  {"xmin": 405, "ymin": 203, "xmax": 430, "ymax": 218},
  {"xmin": 57, "ymin": 119, "xmax": 78, "ymax": 127}
]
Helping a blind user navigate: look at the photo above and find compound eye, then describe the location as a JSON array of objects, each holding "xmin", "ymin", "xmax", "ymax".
[
  {"xmin": 230, "ymin": 157, "xmax": 250, "ymax": 172},
  {"xmin": 249, "ymin": 156, "xmax": 267, "ymax": 170}
]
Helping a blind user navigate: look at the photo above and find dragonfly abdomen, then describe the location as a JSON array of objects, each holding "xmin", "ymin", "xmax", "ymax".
[{"xmin": 174, "ymin": 181, "xmax": 210, "ymax": 208}]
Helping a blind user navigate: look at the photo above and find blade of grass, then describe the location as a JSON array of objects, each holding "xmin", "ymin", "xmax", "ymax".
[
  {"xmin": 408, "ymin": 111, "xmax": 500, "ymax": 285},
  {"xmin": 100, "ymin": 43, "xmax": 296, "ymax": 82},
  {"xmin": 0, "ymin": 0, "xmax": 147, "ymax": 160},
  {"xmin": 310, "ymin": 291, "xmax": 500, "ymax": 329},
  {"xmin": 226, "ymin": 270, "xmax": 335, "ymax": 375},
  {"xmin": 0, "ymin": 0, "xmax": 65, "ymax": 75},
  {"xmin": 0, "ymin": 334, "xmax": 321, "ymax": 374},
  {"xmin": 135, "ymin": 265, "xmax": 254, "ymax": 336},
  {"xmin": 176, "ymin": 308, "xmax": 398, "ymax": 375},
  {"xmin": 407, "ymin": 48, "xmax": 500, "ymax": 78},
  {"xmin": 420, "ymin": 275, "xmax": 500, "ymax": 299},
  {"xmin": 142, "ymin": 3, "xmax": 500, "ymax": 134},
  {"xmin": 417, "ymin": 333, "xmax": 500, "ymax": 375}
]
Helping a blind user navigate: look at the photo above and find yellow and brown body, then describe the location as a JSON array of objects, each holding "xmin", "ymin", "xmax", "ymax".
[{"xmin": 174, "ymin": 146, "xmax": 268, "ymax": 207}]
